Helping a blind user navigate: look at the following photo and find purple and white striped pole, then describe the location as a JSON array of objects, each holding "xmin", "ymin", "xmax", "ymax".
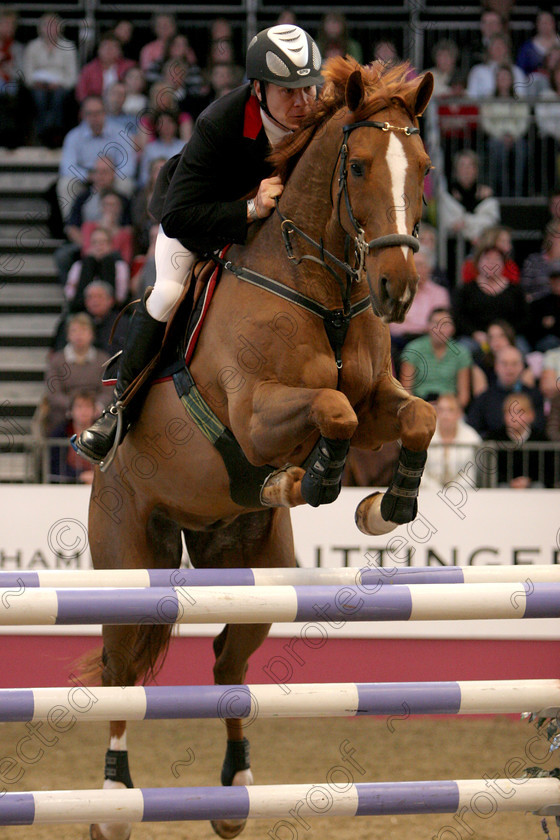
[
  {"xmin": 0, "ymin": 565, "xmax": 558, "ymax": 589},
  {"xmin": 0, "ymin": 582, "xmax": 558, "ymax": 625},
  {"xmin": 0, "ymin": 679, "xmax": 558, "ymax": 723},
  {"xmin": 0, "ymin": 778, "xmax": 558, "ymax": 825}
]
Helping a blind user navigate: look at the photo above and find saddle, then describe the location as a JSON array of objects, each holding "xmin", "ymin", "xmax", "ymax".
[{"xmin": 103, "ymin": 252, "xmax": 226, "ymax": 395}]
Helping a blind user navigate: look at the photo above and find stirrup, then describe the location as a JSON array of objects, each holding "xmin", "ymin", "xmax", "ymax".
[{"xmin": 99, "ymin": 401, "xmax": 126, "ymax": 473}]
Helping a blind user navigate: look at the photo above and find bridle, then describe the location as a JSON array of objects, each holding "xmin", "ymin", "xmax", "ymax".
[
  {"xmin": 275, "ymin": 119, "xmax": 421, "ymax": 292},
  {"xmin": 214, "ymin": 118, "xmax": 425, "ymax": 375},
  {"xmin": 337, "ymin": 120, "xmax": 421, "ymax": 276}
]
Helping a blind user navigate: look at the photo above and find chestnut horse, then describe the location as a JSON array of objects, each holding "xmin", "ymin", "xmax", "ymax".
[{"xmin": 86, "ymin": 58, "xmax": 435, "ymax": 840}]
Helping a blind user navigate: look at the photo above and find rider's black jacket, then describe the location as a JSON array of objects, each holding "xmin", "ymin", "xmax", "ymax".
[{"xmin": 149, "ymin": 83, "xmax": 274, "ymax": 253}]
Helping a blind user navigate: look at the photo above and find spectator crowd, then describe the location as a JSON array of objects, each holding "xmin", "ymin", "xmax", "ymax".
[{"xmin": 2, "ymin": 6, "xmax": 559, "ymax": 487}]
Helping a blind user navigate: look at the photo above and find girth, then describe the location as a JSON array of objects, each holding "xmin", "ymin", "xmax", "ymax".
[{"xmin": 173, "ymin": 366, "xmax": 275, "ymax": 509}]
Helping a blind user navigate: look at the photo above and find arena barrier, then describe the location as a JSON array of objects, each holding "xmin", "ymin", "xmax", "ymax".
[
  {"xmin": 1, "ymin": 778, "xmax": 559, "ymax": 825},
  {"xmin": 1, "ymin": 679, "xmax": 559, "ymax": 722},
  {"xmin": 1, "ymin": 564, "xmax": 558, "ymax": 589},
  {"xmin": 1, "ymin": 582, "xmax": 559, "ymax": 625}
]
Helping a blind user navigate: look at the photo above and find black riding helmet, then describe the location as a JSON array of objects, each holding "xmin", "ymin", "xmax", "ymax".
[{"xmin": 246, "ymin": 25, "xmax": 323, "ymax": 89}]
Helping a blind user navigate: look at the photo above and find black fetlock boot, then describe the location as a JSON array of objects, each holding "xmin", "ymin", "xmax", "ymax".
[{"xmin": 72, "ymin": 294, "xmax": 165, "ymax": 467}]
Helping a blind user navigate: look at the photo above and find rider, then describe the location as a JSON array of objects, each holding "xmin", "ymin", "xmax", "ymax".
[{"xmin": 73, "ymin": 24, "xmax": 323, "ymax": 465}]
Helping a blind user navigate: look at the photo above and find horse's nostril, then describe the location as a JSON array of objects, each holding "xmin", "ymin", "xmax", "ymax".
[{"xmin": 380, "ymin": 276, "xmax": 390, "ymax": 297}]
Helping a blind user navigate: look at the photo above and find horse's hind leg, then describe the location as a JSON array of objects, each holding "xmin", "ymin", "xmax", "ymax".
[
  {"xmin": 184, "ymin": 508, "xmax": 296, "ymax": 839},
  {"xmin": 88, "ymin": 477, "xmax": 182, "ymax": 840}
]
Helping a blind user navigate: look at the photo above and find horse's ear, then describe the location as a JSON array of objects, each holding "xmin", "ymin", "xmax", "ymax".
[
  {"xmin": 413, "ymin": 72, "xmax": 434, "ymax": 117},
  {"xmin": 345, "ymin": 70, "xmax": 365, "ymax": 112}
]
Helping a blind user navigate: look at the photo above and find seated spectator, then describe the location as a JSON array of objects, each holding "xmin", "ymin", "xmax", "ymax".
[
  {"xmin": 480, "ymin": 64, "xmax": 530, "ymax": 196},
  {"xmin": 372, "ymin": 40, "xmax": 399, "ymax": 69},
  {"xmin": 467, "ymin": 34, "xmax": 526, "ymax": 99},
  {"xmin": 103, "ymin": 81, "xmax": 129, "ymax": 132},
  {"xmin": 0, "ymin": 8, "xmax": 33, "ymax": 149},
  {"xmin": 467, "ymin": 346, "xmax": 545, "ymax": 437},
  {"xmin": 439, "ymin": 150, "xmax": 500, "ymax": 245},
  {"xmin": 427, "ymin": 39, "xmax": 465, "ymax": 98},
  {"xmin": 49, "ymin": 391, "xmax": 99, "ymax": 484},
  {"xmin": 521, "ymin": 221, "xmax": 560, "ymax": 302},
  {"xmin": 546, "ymin": 391, "xmax": 560, "ymax": 441},
  {"xmin": 342, "ymin": 441, "xmax": 401, "ymax": 488},
  {"xmin": 43, "ymin": 313, "xmax": 110, "ymax": 434},
  {"xmin": 75, "ymin": 32, "xmax": 135, "ymax": 104},
  {"xmin": 158, "ymin": 56, "xmax": 209, "ymax": 123},
  {"xmin": 54, "ymin": 156, "xmax": 128, "ymax": 285},
  {"xmin": 535, "ymin": 57, "xmax": 560, "ymax": 140},
  {"xmin": 488, "ymin": 393, "xmax": 552, "ymax": 488},
  {"xmin": 422, "ymin": 394, "xmax": 482, "ymax": 490},
  {"xmin": 138, "ymin": 110, "xmax": 184, "ymax": 187},
  {"xmin": 469, "ymin": 9, "xmax": 508, "ymax": 67},
  {"xmin": 389, "ymin": 251, "xmax": 450, "ymax": 351},
  {"xmin": 80, "ymin": 190, "xmax": 134, "ymax": 264},
  {"xmin": 453, "ymin": 246, "xmax": 529, "ymax": 352},
  {"xmin": 113, "ymin": 20, "xmax": 142, "ymax": 62},
  {"xmin": 472, "ymin": 319, "xmax": 535, "ymax": 391},
  {"xmin": 140, "ymin": 13, "xmax": 177, "ymax": 82},
  {"xmin": 122, "ymin": 66, "xmax": 148, "ymax": 117},
  {"xmin": 516, "ymin": 10, "xmax": 559, "ymax": 77},
  {"xmin": 528, "ymin": 262, "xmax": 560, "ymax": 352},
  {"xmin": 58, "ymin": 96, "xmax": 137, "ymax": 213},
  {"xmin": 22, "ymin": 12, "xmax": 78, "ymax": 147},
  {"xmin": 418, "ymin": 222, "xmax": 449, "ymax": 288},
  {"xmin": 65, "ymin": 227, "xmax": 130, "ymax": 312},
  {"xmin": 399, "ymin": 309, "xmax": 472, "ymax": 409},
  {"xmin": 131, "ymin": 157, "xmax": 166, "ymax": 255},
  {"xmin": 209, "ymin": 62, "xmax": 244, "ymax": 101},
  {"xmin": 539, "ymin": 346, "xmax": 560, "ymax": 401},
  {"xmin": 160, "ymin": 34, "xmax": 211, "ymax": 119},
  {"xmin": 141, "ymin": 80, "xmax": 193, "ymax": 144},
  {"xmin": 83, "ymin": 281, "xmax": 129, "ymax": 354},
  {"xmin": 316, "ymin": 12, "xmax": 363, "ymax": 63},
  {"xmin": 461, "ymin": 225, "xmax": 519, "ymax": 284},
  {"xmin": 535, "ymin": 59, "xmax": 560, "ymax": 189}
]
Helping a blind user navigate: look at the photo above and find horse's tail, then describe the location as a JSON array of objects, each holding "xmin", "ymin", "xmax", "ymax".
[{"xmin": 74, "ymin": 625, "xmax": 174, "ymax": 687}]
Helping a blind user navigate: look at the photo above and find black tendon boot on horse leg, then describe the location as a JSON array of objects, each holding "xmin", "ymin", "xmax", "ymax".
[
  {"xmin": 73, "ymin": 292, "xmax": 165, "ymax": 468},
  {"xmin": 355, "ymin": 446, "xmax": 427, "ymax": 536}
]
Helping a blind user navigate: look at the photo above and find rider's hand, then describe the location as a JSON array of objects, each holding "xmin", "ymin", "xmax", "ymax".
[{"xmin": 254, "ymin": 175, "xmax": 284, "ymax": 218}]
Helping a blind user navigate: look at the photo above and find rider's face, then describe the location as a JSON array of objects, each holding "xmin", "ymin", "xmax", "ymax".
[{"xmin": 254, "ymin": 81, "xmax": 316, "ymax": 130}]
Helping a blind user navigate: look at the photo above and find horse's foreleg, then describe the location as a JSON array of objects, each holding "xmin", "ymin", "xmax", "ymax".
[
  {"xmin": 354, "ymin": 375, "xmax": 436, "ymax": 536},
  {"xmin": 90, "ymin": 626, "xmax": 139, "ymax": 840},
  {"xmin": 236, "ymin": 382, "xmax": 358, "ymax": 508}
]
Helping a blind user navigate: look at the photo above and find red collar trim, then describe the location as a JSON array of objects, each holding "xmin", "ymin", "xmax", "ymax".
[{"xmin": 243, "ymin": 95, "xmax": 263, "ymax": 140}]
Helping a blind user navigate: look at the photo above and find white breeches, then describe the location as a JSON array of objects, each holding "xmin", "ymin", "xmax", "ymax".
[{"xmin": 146, "ymin": 226, "xmax": 195, "ymax": 322}]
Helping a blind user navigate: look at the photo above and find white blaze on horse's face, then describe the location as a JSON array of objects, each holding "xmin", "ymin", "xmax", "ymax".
[{"xmin": 385, "ymin": 132, "xmax": 411, "ymax": 266}]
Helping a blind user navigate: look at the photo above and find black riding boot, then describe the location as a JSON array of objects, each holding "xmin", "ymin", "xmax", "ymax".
[{"xmin": 72, "ymin": 295, "xmax": 165, "ymax": 466}]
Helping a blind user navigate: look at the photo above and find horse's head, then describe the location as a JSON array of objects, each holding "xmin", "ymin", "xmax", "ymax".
[{"xmin": 331, "ymin": 62, "xmax": 433, "ymax": 323}]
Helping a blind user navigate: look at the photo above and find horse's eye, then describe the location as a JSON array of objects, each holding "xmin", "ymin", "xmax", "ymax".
[
  {"xmin": 424, "ymin": 164, "xmax": 432, "ymax": 177},
  {"xmin": 350, "ymin": 162, "xmax": 364, "ymax": 177}
]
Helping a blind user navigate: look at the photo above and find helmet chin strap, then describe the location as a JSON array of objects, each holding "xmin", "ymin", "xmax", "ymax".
[{"xmin": 255, "ymin": 82, "xmax": 294, "ymax": 133}]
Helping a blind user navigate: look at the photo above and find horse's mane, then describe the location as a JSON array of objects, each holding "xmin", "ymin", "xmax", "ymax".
[{"xmin": 269, "ymin": 57, "xmax": 421, "ymax": 182}]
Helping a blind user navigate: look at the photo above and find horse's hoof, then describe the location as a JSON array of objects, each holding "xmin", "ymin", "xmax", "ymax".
[
  {"xmin": 90, "ymin": 824, "xmax": 131, "ymax": 840},
  {"xmin": 355, "ymin": 492, "xmax": 399, "ymax": 536},
  {"xmin": 211, "ymin": 818, "xmax": 247, "ymax": 838},
  {"xmin": 260, "ymin": 465, "xmax": 305, "ymax": 507}
]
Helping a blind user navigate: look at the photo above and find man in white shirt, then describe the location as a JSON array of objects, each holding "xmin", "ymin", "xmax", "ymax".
[{"xmin": 58, "ymin": 95, "xmax": 137, "ymax": 216}]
